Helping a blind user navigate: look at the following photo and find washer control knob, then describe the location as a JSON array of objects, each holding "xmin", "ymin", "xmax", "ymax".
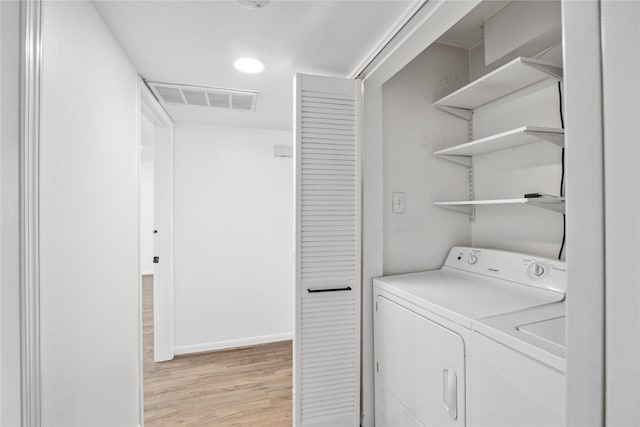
[
  {"xmin": 468, "ymin": 254, "xmax": 478, "ymax": 265},
  {"xmin": 533, "ymin": 263, "xmax": 546, "ymax": 277}
]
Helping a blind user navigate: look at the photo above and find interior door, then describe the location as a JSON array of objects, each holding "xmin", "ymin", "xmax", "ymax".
[
  {"xmin": 375, "ymin": 296, "xmax": 466, "ymax": 427},
  {"xmin": 294, "ymin": 73, "xmax": 361, "ymax": 426},
  {"xmin": 141, "ymin": 81, "xmax": 175, "ymax": 363}
]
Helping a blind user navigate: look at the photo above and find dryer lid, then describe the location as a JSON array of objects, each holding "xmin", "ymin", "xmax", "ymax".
[{"xmin": 374, "ymin": 269, "xmax": 564, "ymax": 329}]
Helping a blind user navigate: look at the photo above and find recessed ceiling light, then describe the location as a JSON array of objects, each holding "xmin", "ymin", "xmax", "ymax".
[
  {"xmin": 237, "ymin": 0, "xmax": 270, "ymax": 10},
  {"xmin": 234, "ymin": 58, "xmax": 265, "ymax": 74}
]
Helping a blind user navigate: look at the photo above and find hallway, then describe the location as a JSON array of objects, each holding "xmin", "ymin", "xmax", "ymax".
[{"xmin": 142, "ymin": 276, "xmax": 293, "ymax": 426}]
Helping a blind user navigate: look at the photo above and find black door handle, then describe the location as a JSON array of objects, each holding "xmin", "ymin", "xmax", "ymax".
[{"xmin": 307, "ymin": 286, "xmax": 351, "ymax": 293}]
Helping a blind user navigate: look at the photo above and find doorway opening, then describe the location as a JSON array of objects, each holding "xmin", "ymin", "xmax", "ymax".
[{"xmin": 138, "ymin": 83, "xmax": 293, "ymax": 425}]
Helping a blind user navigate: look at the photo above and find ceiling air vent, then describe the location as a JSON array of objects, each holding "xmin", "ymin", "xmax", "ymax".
[{"xmin": 148, "ymin": 82, "xmax": 258, "ymax": 112}]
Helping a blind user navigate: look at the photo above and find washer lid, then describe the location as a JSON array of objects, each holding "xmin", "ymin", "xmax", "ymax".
[
  {"xmin": 472, "ymin": 302, "xmax": 566, "ymax": 372},
  {"xmin": 373, "ymin": 268, "xmax": 564, "ymax": 329}
]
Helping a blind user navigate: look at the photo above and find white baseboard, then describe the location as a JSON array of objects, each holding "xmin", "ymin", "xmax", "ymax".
[{"xmin": 174, "ymin": 332, "xmax": 293, "ymax": 355}]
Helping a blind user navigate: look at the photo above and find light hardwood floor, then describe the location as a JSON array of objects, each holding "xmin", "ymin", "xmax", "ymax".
[{"xmin": 142, "ymin": 275, "xmax": 293, "ymax": 426}]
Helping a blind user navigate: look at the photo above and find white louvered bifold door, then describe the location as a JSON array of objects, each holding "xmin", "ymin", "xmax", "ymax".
[{"xmin": 294, "ymin": 74, "xmax": 361, "ymax": 427}]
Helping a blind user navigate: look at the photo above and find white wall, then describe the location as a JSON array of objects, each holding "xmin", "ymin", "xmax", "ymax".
[
  {"xmin": 382, "ymin": 40, "xmax": 564, "ymax": 275},
  {"xmin": 140, "ymin": 115, "xmax": 155, "ymax": 275},
  {"xmin": 382, "ymin": 42, "xmax": 471, "ymax": 275},
  {"xmin": 173, "ymin": 124, "xmax": 293, "ymax": 353},
  {"xmin": 40, "ymin": 2, "xmax": 141, "ymax": 425},
  {"xmin": 601, "ymin": 2, "xmax": 640, "ymax": 424},
  {"xmin": 562, "ymin": 3, "xmax": 605, "ymax": 424},
  {"xmin": 0, "ymin": 1, "xmax": 21, "ymax": 425}
]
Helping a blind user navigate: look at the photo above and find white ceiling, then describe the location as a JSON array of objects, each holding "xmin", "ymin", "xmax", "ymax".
[
  {"xmin": 95, "ymin": 0, "xmax": 417, "ymax": 130},
  {"xmin": 437, "ymin": 0, "xmax": 508, "ymax": 49}
]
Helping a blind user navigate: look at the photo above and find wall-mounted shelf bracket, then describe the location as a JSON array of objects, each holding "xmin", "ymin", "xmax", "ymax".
[
  {"xmin": 527, "ymin": 197, "xmax": 565, "ymax": 214},
  {"xmin": 436, "ymin": 204, "xmax": 474, "ymax": 216},
  {"xmin": 435, "ymin": 105, "xmax": 472, "ymax": 121},
  {"xmin": 524, "ymin": 128, "xmax": 564, "ymax": 147},
  {"xmin": 437, "ymin": 154, "xmax": 472, "ymax": 167},
  {"xmin": 529, "ymin": 63, "xmax": 563, "ymax": 81}
]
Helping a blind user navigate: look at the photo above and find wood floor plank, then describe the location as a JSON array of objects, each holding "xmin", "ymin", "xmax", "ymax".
[{"xmin": 142, "ymin": 275, "xmax": 293, "ymax": 426}]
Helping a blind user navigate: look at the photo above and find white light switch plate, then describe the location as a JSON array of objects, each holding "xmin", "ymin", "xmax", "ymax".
[{"xmin": 392, "ymin": 192, "xmax": 406, "ymax": 213}]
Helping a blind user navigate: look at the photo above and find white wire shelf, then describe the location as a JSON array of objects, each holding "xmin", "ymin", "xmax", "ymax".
[
  {"xmin": 434, "ymin": 196, "xmax": 566, "ymax": 215},
  {"xmin": 433, "ymin": 57, "xmax": 563, "ymax": 120},
  {"xmin": 434, "ymin": 126, "xmax": 564, "ymax": 166}
]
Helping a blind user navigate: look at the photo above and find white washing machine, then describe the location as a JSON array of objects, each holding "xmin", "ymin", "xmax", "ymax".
[
  {"xmin": 373, "ymin": 247, "xmax": 567, "ymax": 427},
  {"xmin": 470, "ymin": 302, "xmax": 566, "ymax": 426}
]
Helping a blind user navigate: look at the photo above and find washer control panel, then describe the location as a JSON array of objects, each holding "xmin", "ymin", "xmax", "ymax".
[
  {"xmin": 527, "ymin": 261, "xmax": 550, "ymax": 280},
  {"xmin": 445, "ymin": 247, "xmax": 567, "ymax": 294}
]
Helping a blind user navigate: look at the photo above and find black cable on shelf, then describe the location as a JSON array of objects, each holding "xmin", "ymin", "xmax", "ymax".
[
  {"xmin": 560, "ymin": 148, "xmax": 565, "ymax": 197},
  {"xmin": 558, "ymin": 81, "xmax": 565, "ymax": 129},
  {"xmin": 559, "ymin": 82, "xmax": 565, "ymax": 198},
  {"xmin": 558, "ymin": 81, "xmax": 566, "ymax": 260},
  {"xmin": 559, "ymin": 214, "xmax": 566, "ymax": 260}
]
